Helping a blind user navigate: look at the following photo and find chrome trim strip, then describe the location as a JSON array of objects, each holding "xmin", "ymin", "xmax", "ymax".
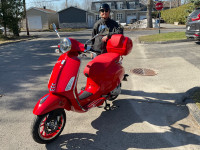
[
  {"xmin": 65, "ymin": 76, "xmax": 75, "ymax": 91},
  {"xmin": 61, "ymin": 60, "xmax": 65, "ymax": 65},
  {"xmin": 73, "ymin": 61, "xmax": 86, "ymax": 112}
]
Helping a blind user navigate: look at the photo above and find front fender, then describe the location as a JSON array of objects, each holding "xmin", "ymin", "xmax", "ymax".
[{"xmin": 33, "ymin": 93, "xmax": 71, "ymax": 115}]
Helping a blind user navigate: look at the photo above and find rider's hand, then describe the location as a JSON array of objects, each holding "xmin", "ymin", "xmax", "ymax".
[{"xmin": 102, "ymin": 36, "xmax": 108, "ymax": 42}]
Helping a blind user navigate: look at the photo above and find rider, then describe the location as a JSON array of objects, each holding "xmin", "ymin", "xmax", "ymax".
[{"xmin": 91, "ymin": 3, "xmax": 123, "ymax": 54}]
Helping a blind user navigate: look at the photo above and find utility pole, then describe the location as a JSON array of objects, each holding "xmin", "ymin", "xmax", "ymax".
[
  {"xmin": 23, "ymin": 0, "xmax": 29, "ymax": 36},
  {"xmin": 170, "ymin": 0, "xmax": 172, "ymax": 9},
  {"xmin": 65, "ymin": 0, "xmax": 68, "ymax": 8},
  {"xmin": 147, "ymin": 0, "xmax": 153, "ymax": 28}
]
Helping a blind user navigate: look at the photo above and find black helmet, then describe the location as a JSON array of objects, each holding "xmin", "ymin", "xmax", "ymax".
[{"xmin": 99, "ymin": 3, "xmax": 110, "ymax": 11}]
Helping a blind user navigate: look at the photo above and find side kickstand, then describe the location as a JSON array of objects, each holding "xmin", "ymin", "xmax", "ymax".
[
  {"xmin": 104, "ymin": 101, "xmax": 111, "ymax": 111},
  {"xmin": 123, "ymin": 74, "xmax": 129, "ymax": 81},
  {"xmin": 104, "ymin": 101, "xmax": 119, "ymax": 111}
]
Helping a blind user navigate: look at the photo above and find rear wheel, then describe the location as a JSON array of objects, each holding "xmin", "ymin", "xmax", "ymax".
[{"xmin": 31, "ymin": 109, "xmax": 66, "ymax": 144}]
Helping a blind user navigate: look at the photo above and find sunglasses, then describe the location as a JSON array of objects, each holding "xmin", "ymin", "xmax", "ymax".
[{"xmin": 100, "ymin": 9, "xmax": 109, "ymax": 13}]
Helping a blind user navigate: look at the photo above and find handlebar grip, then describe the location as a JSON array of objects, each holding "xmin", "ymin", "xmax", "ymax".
[{"xmin": 84, "ymin": 44, "xmax": 87, "ymax": 49}]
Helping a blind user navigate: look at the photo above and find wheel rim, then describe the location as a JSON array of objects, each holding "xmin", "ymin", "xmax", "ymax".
[{"xmin": 38, "ymin": 113, "xmax": 65, "ymax": 140}]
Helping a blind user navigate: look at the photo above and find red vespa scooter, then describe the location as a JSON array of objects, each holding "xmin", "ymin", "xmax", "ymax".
[{"xmin": 31, "ymin": 24, "xmax": 133, "ymax": 144}]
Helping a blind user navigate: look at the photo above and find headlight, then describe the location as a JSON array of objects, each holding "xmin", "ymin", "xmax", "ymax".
[{"xmin": 59, "ymin": 38, "xmax": 72, "ymax": 53}]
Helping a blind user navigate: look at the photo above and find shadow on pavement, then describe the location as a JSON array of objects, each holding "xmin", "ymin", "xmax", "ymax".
[
  {"xmin": 0, "ymin": 37, "xmax": 88, "ymax": 111},
  {"xmin": 121, "ymin": 89, "xmax": 186, "ymax": 104},
  {"xmin": 46, "ymin": 99, "xmax": 200, "ymax": 150}
]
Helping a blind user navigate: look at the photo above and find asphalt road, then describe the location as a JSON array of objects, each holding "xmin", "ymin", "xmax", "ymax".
[{"xmin": 0, "ymin": 29, "xmax": 200, "ymax": 150}]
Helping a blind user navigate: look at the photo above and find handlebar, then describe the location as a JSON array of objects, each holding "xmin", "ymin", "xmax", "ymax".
[{"xmin": 83, "ymin": 44, "xmax": 101, "ymax": 56}]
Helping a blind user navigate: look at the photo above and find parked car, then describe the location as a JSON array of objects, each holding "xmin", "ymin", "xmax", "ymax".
[{"xmin": 186, "ymin": 8, "xmax": 200, "ymax": 40}]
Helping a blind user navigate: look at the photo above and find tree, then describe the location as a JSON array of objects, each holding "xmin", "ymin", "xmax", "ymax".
[
  {"xmin": 0, "ymin": 0, "xmax": 24, "ymax": 36},
  {"xmin": 190, "ymin": 0, "xmax": 200, "ymax": 8},
  {"xmin": 23, "ymin": 0, "xmax": 29, "ymax": 36},
  {"xmin": 82, "ymin": 0, "xmax": 94, "ymax": 10},
  {"xmin": 185, "ymin": 0, "xmax": 200, "ymax": 15},
  {"xmin": 147, "ymin": 0, "xmax": 153, "ymax": 28},
  {"xmin": 63, "ymin": 0, "xmax": 80, "ymax": 9},
  {"xmin": 31, "ymin": 0, "xmax": 55, "ymax": 10},
  {"xmin": 0, "ymin": 0, "xmax": 9, "ymax": 36}
]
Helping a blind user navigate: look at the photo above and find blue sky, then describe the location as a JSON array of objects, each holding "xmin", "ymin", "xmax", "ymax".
[{"xmin": 26, "ymin": 0, "xmax": 83, "ymax": 10}]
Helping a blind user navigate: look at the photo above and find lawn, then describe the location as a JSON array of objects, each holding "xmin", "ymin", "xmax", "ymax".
[{"xmin": 139, "ymin": 32, "xmax": 187, "ymax": 42}]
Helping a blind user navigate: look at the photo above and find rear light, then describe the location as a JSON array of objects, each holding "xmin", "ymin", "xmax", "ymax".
[{"xmin": 58, "ymin": 44, "xmax": 60, "ymax": 49}]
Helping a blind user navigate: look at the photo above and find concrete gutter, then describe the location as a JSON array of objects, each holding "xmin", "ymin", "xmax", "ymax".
[
  {"xmin": 185, "ymin": 99, "xmax": 200, "ymax": 126},
  {"xmin": 0, "ymin": 36, "xmax": 39, "ymax": 46}
]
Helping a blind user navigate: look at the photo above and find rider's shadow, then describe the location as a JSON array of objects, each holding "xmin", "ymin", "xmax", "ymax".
[{"xmin": 46, "ymin": 98, "xmax": 200, "ymax": 150}]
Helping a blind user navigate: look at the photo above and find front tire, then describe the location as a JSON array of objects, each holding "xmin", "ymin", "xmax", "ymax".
[{"xmin": 31, "ymin": 109, "xmax": 66, "ymax": 144}]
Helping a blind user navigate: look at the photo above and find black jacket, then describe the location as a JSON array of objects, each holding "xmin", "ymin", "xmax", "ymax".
[{"xmin": 91, "ymin": 18, "xmax": 123, "ymax": 53}]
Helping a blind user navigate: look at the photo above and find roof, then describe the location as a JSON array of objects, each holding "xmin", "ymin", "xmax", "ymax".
[
  {"xmin": 27, "ymin": 7, "xmax": 56, "ymax": 13},
  {"xmin": 37, "ymin": 8, "xmax": 56, "ymax": 13},
  {"xmin": 58, "ymin": 6, "xmax": 87, "ymax": 13}
]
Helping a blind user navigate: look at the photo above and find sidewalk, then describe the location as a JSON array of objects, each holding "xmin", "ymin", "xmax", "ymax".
[
  {"xmin": 160, "ymin": 23, "xmax": 186, "ymax": 29},
  {"xmin": 123, "ymin": 35, "xmax": 200, "ymax": 125}
]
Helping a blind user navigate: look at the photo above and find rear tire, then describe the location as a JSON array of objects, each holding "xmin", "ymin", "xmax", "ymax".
[{"xmin": 31, "ymin": 109, "xmax": 66, "ymax": 144}]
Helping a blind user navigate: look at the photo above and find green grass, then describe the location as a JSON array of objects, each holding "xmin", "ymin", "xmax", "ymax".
[
  {"xmin": 139, "ymin": 32, "xmax": 187, "ymax": 42},
  {"xmin": 192, "ymin": 90, "xmax": 200, "ymax": 109}
]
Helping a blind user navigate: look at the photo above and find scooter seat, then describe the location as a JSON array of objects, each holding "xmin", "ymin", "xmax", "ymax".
[{"xmin": 84, "ymin": 53, "xmax": 120, "ymax": 78}]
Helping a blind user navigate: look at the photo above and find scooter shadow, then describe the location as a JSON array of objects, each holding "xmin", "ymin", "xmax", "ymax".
[{"xmin": 46, "ymin": 99, "xmax": 200, "ymax": 150}]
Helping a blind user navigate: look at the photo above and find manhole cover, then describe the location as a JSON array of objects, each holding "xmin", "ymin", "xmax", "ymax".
[{"xmin": 130, "ymin": 68, "xmax": 158, "ymax": 76}]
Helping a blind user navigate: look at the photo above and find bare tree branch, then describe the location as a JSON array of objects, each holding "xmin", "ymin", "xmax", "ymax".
[{"xmin": 30, "ymin": 0, "xmax": 58, "ymax": 10}]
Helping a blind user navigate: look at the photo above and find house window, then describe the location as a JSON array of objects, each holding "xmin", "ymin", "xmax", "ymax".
[
  {"xmin": 117, "ymin": 13, "xmax": 123, "ymax": 20},
  {"xmin": 120, "ymin": 4, "xmax": 123, "ymax": 9},
  {"xmin": 96, "ymin": 15, "xmax": 100, "ymax": 21},
  {"xmin": 117, "ymin": 2, "xmax": 123, "ymax": 9},
  {"xmin": 129, "ymin": 2, "xmax": 135, "ymax": 9},
  {"xmin": 96, "ymin": 3, "xmax": 100, "ymax": 11},
  {"xmin": 107, "ymin": 2, "xmax": 111, "ymax": 8}
]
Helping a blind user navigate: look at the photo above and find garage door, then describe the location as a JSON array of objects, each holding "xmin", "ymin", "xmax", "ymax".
[
  {"xmin": 28, "ymin": 16, "xmax": 42, "ymax": 30},
  {"xmin": 127, "ymin": 15, "xmax": 136, "ymax": 24},
  {"xmin": 88, "ymin": 15, "xmax": 94, "ymax": 28}
]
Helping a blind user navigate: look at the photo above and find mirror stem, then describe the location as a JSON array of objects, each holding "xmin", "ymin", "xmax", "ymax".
[{"xmin": 56, "ymin": 31, "xmax": 61, "ymax": 39}]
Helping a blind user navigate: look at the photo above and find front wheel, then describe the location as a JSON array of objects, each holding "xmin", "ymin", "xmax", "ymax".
[{"xmin": 31, "ymin": 109, "xmax": 66, "ymax": 144}]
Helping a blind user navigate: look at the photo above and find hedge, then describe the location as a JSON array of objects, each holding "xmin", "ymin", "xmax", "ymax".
[{"xmin": 161, "ymin": 3, "xmax": 193, "ymax": 24}]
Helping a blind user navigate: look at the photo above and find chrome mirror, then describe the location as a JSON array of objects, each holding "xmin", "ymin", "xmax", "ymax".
[
  {"xmin": 52, "ymin": 23, "xmax": 60, "ymax": 39},
  {"xmin": 52, "ymin": 23, "xmax": 57, "ymax": 31}
]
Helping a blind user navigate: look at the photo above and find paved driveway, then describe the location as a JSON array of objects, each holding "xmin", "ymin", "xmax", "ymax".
[{"xmin": 0, "ymin": 29, "xmax": 200, "ymax": 150}]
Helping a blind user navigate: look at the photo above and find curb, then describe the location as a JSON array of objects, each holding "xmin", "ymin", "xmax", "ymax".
[
  {"xmin": 0, "ymin": 36, "xmax": 39, "ymax": 46},
  {"xmin": 184, "ymin": 87, "xmax": 200, "ymax": 126},
  {"xmin": 139, "ymin": 39, "xmax": 195, "ymax": 44},
  {"xmin": 185, "ymin": 99, "xmax": 200, "ymax": 126}
]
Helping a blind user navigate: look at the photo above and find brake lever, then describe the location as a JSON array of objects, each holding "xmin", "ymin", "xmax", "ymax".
[{"xmin": 84, "ymin": 45, "xmax": 91, "ymax": 53}]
